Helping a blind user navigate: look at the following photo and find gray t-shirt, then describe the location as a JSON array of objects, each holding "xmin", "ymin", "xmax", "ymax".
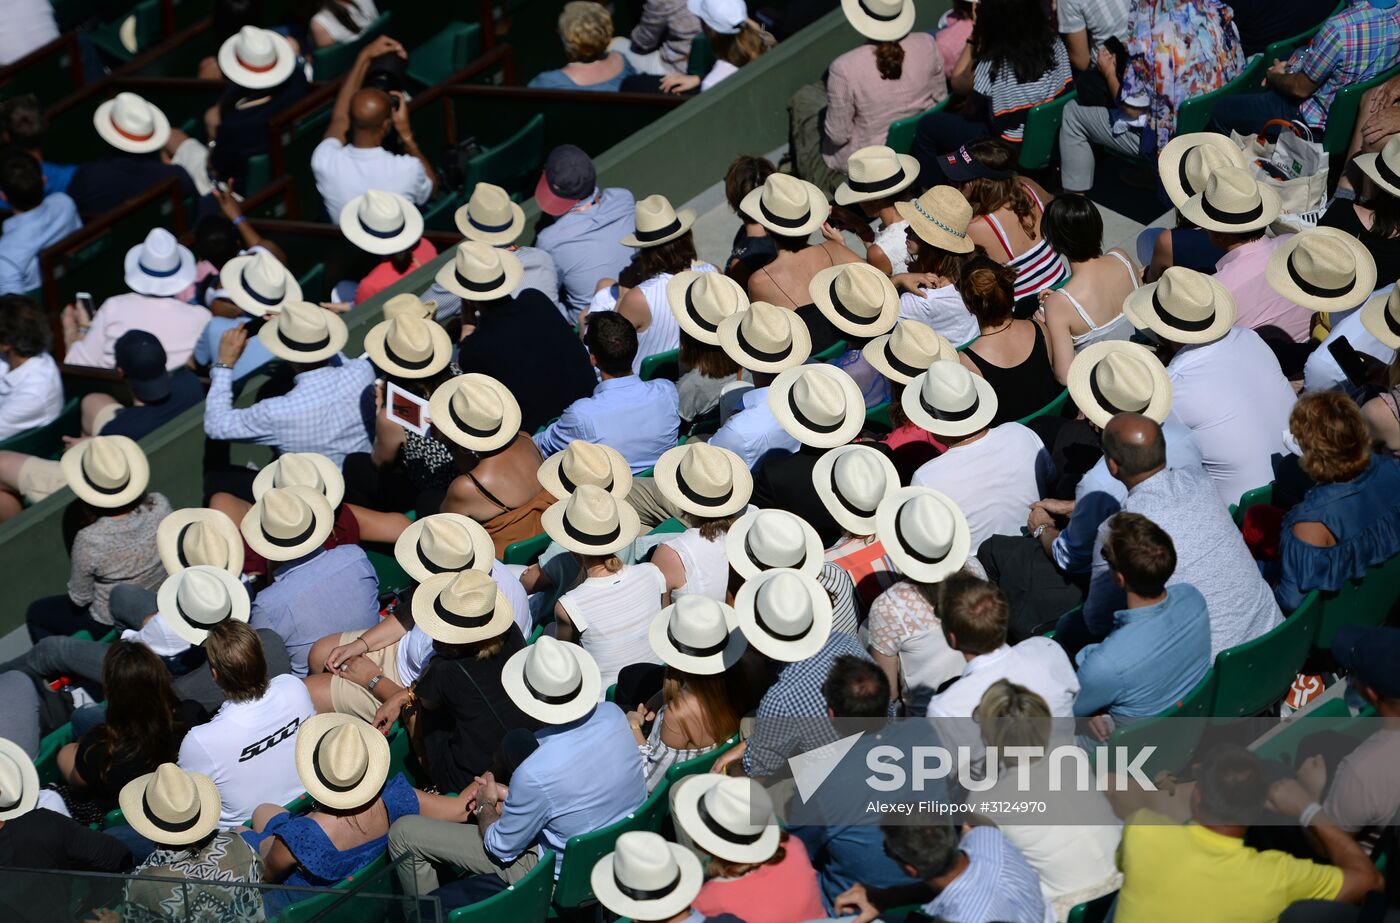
[
  {"xmin": 69, "ymin": 493, "xmax": 171, "ymax": 625},
  {"xmin": 1058, "ymin": 0, "xmax": 1130, "ymax": 51}
]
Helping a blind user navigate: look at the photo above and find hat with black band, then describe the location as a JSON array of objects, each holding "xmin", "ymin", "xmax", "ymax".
[
  {"xmin": 428, "ymin": 373, "xmax": 522, "ymax": 452},
  {"xmin": 435, "ymin": 241, "xmax": 524, "ymax": 302},
  {"xmin": 734, "ymin": 567, "xmax": 834, "ymax": 663},
  {"xmin": 813, "ymin": 443, "xmax": 899, "ymax": 536},
  {"xmin": 863, "ymin": 319, "xmax": 957, "ymax": 385},
  {"xmin": 621, "ymin": 194, "xmax": 697, "ymax": 248},
  {"xmin": 60, "ymin": 435, "xmax": 150, "ymax": 509},
  {"xmin": 1178, "ymin": 166, "xmax": 1280, "ymax": 234},
  {"xmin": 768, "ymin": 363, "xmax": 866, "ymax": 448},
  {"xmin": 649, "ymin": 595, "xmax": 747, "ymax": 675},
  {"xmin": 1361, "ymin": 286, "xmax": 1400, "ymax": 350},
  {"xmin": 1123, "ymin": 266, "xmax": 1236, "ymax": 345},
  {"xmin": 541, "ymin": 484, "xmax": 641, "ymax": 556},
  {"xmin": 1356, "ymin": 134, "xmax": 1400, "ymax": 199},
  {"xmin": 874, "ymin": 486, "xmax": 970, "ymax": 583},
  {"xmin": 809, "ymin": 261, "xmax": 900, "ymax": 338},
  {"xmin": 362, "ymin": 313, "xmax": 454, "ymax": 379},
  {"xmin": 1265, "ymin": 226, "xmax": 1377, "ymax": 313},
  {"xmin": 157, "ymin": 508, "xmax": 245, "ymax": 577},
  {"xmin": 157, "ymin": 565, "xmax": 251, "ymax": 646},
  {"xmin": 538, "ymin": 440, "xmax": 634, "ymax": 501},
  {"xmin": 119, "ymin": 764, "xmax": 222, "ymax": 846},
  {"xmin": 725, "ymin": 507, "xmax": 824, "ymax": 580},
  {"xmin": 741, "ymin": 174, "xmax": 831, "ymax": 239},
  {"xmin": 840, "ymin": 0, "xmax": 916, "ymax": 42},
  {"xmin": 394, "ymin": 513, "xmax": 496, "ymax": 584},
  {"xmin": 240, "ymin": 485, "xmax": 334, "ymax": 562},
  {"xmin": 412, "ymin": 568, "xmax": 514, "ymax": 645},
  {"xmin": 592, "ymin": 831, "xmax": 705, "ymax": 921},
  {"xmin": 1067, "ymin": 340, "xmax": 1173, "ymax": 430},
  {"xmin": 294, "ymin": 714, "xmax": 391, "ymax": 810},
  {"xmin": 257, "ymin": 301, "xmax": 348, "ymax": 364},
  {"xmin": 667, "ymin": 270, "xmax": 749, "ymax": 345},
  {"xmin": 455, "ymin": 181, "xmax": 526, "ymax": 246},
  {"xmin": 501, "ymin": 636, "xmax": 602, "ymax": 725},
  {"xmin": 654, "ymin": 442, "xmax": 752, "ymax": 518},
  {"xmin": 901, "ymin": 359, "xmax": 998, "ymax": 437},
  {"xmin": 835, "ymin": 145, "xmax": 920, "ymax": 205},
  {"xmin": 339, "ymin": 190, "xmax": 424, "ymax": 256},
  {"xmin": 716, "ymin": 301, "xmax": 812, "ymax": 373}
]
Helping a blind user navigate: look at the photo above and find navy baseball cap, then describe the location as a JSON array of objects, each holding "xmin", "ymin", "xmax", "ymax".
[
  {"xmin": 114, "ymin": 329, "xmax": 171, "ymax": 402},
  {"xmin": 939, "ymin": 144, "xmax": 1013, "ymax": 183},
  {"xmin": 1333, "ymin": 625, "xmax": 1400, "ymax": 698},
  {"xmin": 535, "ymin": 145, "xmax": 596, "ymax": 217}
]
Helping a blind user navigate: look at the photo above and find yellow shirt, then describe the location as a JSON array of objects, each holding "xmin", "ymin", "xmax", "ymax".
[{"xmin": 1115, "ymin": 810, "xmax": 1344, "ymax": 922}]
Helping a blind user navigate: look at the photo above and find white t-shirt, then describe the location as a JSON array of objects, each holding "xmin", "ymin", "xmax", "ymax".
[
  {"xmin": 0, "ymin": 353, "xmax": 63, "ymax": 441},
  {"xmin": 310, "ymin": 138, "xmax": 434, "ymax": 223},
  {"xmin": 911, "ymin": 423, "xmax": 1053, "ymax": 551},
  {"xmin": 121, "ymin": 612, "xmax": 191, "ymax": 658},
  {"xmin": 311, "ymin": 0, "xmax": 379, "ymax": 44},
  {"xmin": 927, "ymin": 638, "xmax": 1080, "ymax": 719},
  {"xmin": 0, "ymin": 0, "xmax": 58, "ymax": 66},
  {"xmin": 558, "ymin": 562, "xmax": 667, "ymax": 690},
  {"xmin": 178, "ymin": 674, "xmax": 316, "ymax": 827},
  {"xmin": 1303, "ymin": 298, "xmax": 1396, "ymax": 394},
  {"xmin": 701, "ymin": 60, "xmax": 739, "ymax": 91},
  {"xmin": 873, "ymin": 219, "xmax": 911, "ymax": 276},
  {"xmin": 899, "ymin": 286, "xmax": 979, "ymax": 345}
]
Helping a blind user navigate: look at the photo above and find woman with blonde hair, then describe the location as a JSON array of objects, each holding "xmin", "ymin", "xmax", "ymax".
[{"xmin": 529, "ymin": 1, "xmax": 635, "ymax": 91}]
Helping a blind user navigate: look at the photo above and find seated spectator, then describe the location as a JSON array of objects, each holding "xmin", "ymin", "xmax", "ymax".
[
  {"xmin": 722, "ymin": 154, "xmax": 778, "ymax": 288},
  {"xmin": 65, "ymin": 94, "xmax": 198, "ymax": 215},
  {"xmin": 615, "ymin": 0, "xmax": 700, "ymax": 75},
  {"xmin": 1306, "ymin": 286, "xmax": 1397, "ymax": 396},
  {"xmin": 307, "ymin": 0, "xmax": 379, "ymax": 47},
  {"xmin": 0, "ymin": 94, "xmax": 76, "ymax": 206},
  {"xmin": 864, "ymin": 320, "xmax": 959, "ymax": 479},
  {"xmin": 0, "ymin": 294, "xmax": 61, "ymax": 441},
  {"xmin": 178, "ymin": 620, "xmax": 316, "ymax": 827},
  {"xmin": 535, "ymin": 313, "xmax": 680, "ymax": 472},
  {"xmin": 728, "ymin": 507, "xmax": 861, "ymax": 635},
  {"xmin": 451, "ymin": 182, "xmax": 561, "ymax": 313},
  {"xmin": 311, "ymin": 36, "xmax": 434, "ymax": 223},
  {"xmin": 1262, "ymin": 228, "xmax": 1377, "ymax": 362},
  {"xmin": 906, "ymin": 361, "xmax": 1053, "ymax": 550},
  {"xmin": 189, "ymin": 222, "xmax": 298, "ymax": 380},
  {"xmin": 591, "ymin": 832, "xmax": 723, "ymax": 923},
  {"xmin": 955, "ymin": 255, "xmax": 1061, "ymax": 424},
  {"xmin": 834, "ymin": 146, "xmax": 920, "ymax": 275},
  {"xmin": 1322, "ymin": 134, "xmax": 1400, "ymax": 282},
  {"xmin": 0, "ymin": 150, "xmax": 80, "ymax": 295},
  {"xmin": 0, "ymin": 781, "xmax": 133, "ymax": 916},
  {"xmin": 892, "ymin": 186, "xmax": 981, "ymax": 345},
  {"xmin": 62, "ymin": 228, "xmax": 212, "ymax": 371},
  {"xmin": 209, "ymin": 27, "xmax": 311, "ymax": 188},
  {"xmin": 789, "ymin": 0, "xmax": 945, "ymax": 196},
  {"xmin": 1276, "ymin": 392, "xmax": 1400, "ymax": 611},
  {"xmin": 1361, "ymin": 289, "xmax": 1400, "ymax": 451},
  {"xmin": 443, "ymin": 243, "xmax": 596, "ymax": 432},
  {"xmin": 1228, "ymin": 0, "xmax": 1332, "ymax": 57},
  {"xmin": 0, "ymin": 0, "xmax": 55, "ymax": 67},
  {"xmin": 1057, "ymin": 0, "xmax": 1129, "ymax": 101},
  {"xmin": 1124, "ymin": 266, "xmax": 1296, "ymax": 506},
  {"xmin": 1138, "ymin": 132, "xmax": 1244, "ymax": 282},
  {"xmin": 81, "ymin": 330, "xmax": 204, "ymax": 443},
  {"xmin": 197, "ymin": 0, "xmax": 287, "ymax": 79},
  {"xmin": 670, "ymin": 280, "xmax": 747, "ymax": 425},
  {"xmin": 815, "ymin": 444, "xmax": 900, "ymax": 608},
  {"xmin": 650, "ymin": 442, "xmax": 751, "ymax": 600},
  {"xmin": 532, "ymin": 2, "xmax": 636, "ymax": 90},
  {"xmin": 1038, "ymin": 194, "xmax": 1137, "ymax": 382},
  {"xmin": 533, "ymin": 145, "xmax": 637, "ymax": 324},
  {"xmin": 338, "ymin": 190, "xmax": 437, "ymax": 306},
  {"xmin": 1072, "ymin": 512, "xmax": 1211, "ymax": 722},
  {"xmin": 659, "ymin": 0, "xmax": 770, "ymax": 94},
  {"xmin": 706, "ymin": 303, "xmax": 808, "ymax": 470}
]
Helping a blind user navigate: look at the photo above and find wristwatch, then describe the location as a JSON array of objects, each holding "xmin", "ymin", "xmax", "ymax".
[
  {"xmin": 214, "ymin": 362, "xmax": 235, "ymax": 370},
  {"xmin": 1030, "ymin": 523, "xmax": 1049, "ymax": 541},
  {"xmin": 367, "ymin": 673, "xmax": 384, "ymax": 692}
]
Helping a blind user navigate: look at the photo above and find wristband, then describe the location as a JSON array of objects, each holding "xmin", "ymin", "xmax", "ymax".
[
  {"xmin": 359, "ymin": 637, "xmax": 370, "ymax": 654},
  {"xmin": 214, "ymin": 362, "xmax": 235, "ymax": 370},
  {"xmin": 231, "ymin": 215, "xmax": 246, "ymax": 226},
  {"xmin": 367, "ymin": 673, "xmax": 384, "ymax": 692},
  {"xmin": 1299, "ymin": 802, "xmax": 1324, "ymax": 828}
]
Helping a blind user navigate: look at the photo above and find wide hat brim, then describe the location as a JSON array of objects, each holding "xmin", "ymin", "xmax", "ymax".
[
  {"xmin": 339, "ymin": 192, "xmax": 425, "ymax": 256},
  {"xmin": 768, "ymin": 365, "xmax": 866, "ymax": 448},
  {"xmin": 725, "ymin": 508, "xmax": 824, "ymax": 580},
  {"xmin": 840, "ymin": 0, "xmax": 917, "ymax": 42},
  {"xmin": 119, "ymin": 769, "xmax": 222, "ymax": 846},
  {"xmin": 240, "ymin": 485, "xmax": 335, "ymax": 561},
  {"xmin": 667, "ymin": 270, "xmax": 746, "ymax": 345},
  {"xmin": 61, "ymin": 436, "xmax": 150, "ymax": 508},
  {"xmin": 362, "ymin": 317, "xmax": 454, "ymax": 380},
  {"xmin": 652, "ymin": 445, "xmax": 752, "ymax": 518},
  {"xmin": 1265, "ymin": 227, "xmax": 1377, "ymax": 313},
  {"xmin": 740, "ymin": 184, "xmax": 831, "ymax": 239},
  {"xmin": 412, "ymin": 572, "xmax": 515, "ymax": 645},
  {"xmin": 1067, "ymin": 340, "xmax": 1173, "ymax": 430},
  {"xmin": 0, "ymin": 738, "xmax": 39, "ymax": 821},
  {"xmin": 809, "ymin": 264, "xmax": 899, "ymax": 337},
  {"xmin": 220, "ymin": 254, "xmax": 303, "ymax": 317},
  {"xmin": 124, "ymin": 242, "xmax": 196, "ymax": 297},
  {"xmin": 716, "ymin": 309, "xmax": 813, "ymax": 374},
  {"xmin": 1361, "ymin": 289, "xmax": 1400, "ymax": 350},
  {"xmin": 1157, "ymin": 133, "xmax": 1248, "ymax": 207},
  {"xmin": 251, "ymin": 453, "xmax": 346, "ymax": 509},
  {"xmin": 455, "ymin": 200, "xmax": 527, "ymax": 246},
  {"xmin": 294, "ymin": 714, "xmax": 391, "ymax": 810},
  {"xmin": 157, "ymin": 508, "xmax": 246, "ymax": 577},
  {"xmin": 501, "ymin": 641, "xmax": 603, "ymax": 725},
  {"xmin": 812, "ymin": 444, "xmax": 899, "ymax": 535},
  {"xmin": 427, "ymin": 374, "xmax": 522, "ymax": 452},
  {"xmin": 394, "ymin": 513, "xmax": 496, "ymax": 584},
  {"xmin": 218, "ymin": 31, "xmax": 297, "ymax": 89},
  {"xmin": 901, "ymin": 366, "xmax": 998, "ymax": 438},
  {"xmin": 875, "ymin": 486, "xmax": 971, "ymax": 583},
  {"xmin": 434, "ymin": 249, "xmax": 525, "ymax": 302},
  {"xmin": 591, "ymin": 841, "xmax": 705, "ymax": 920},
  {"xmin": 258, "ymin": 306, "xmax": 349, "ymax": 364},
  {"xmin": 834, "ymin": 153, "xmax": 920, "ymax": 206},
  {"xmin": 620, "ymin": 208, "xmax": 698, "ymax": 248},
  {"xmin": 894, "ymin": 199, "xmax": 975, "ymax": 254},
  {"xmin": 733, "ymin": 567, "xmax": 834, "ymax": 663},
  {"xmin": 1356, "ymin": 150, "xmax": 1400, "ymax": 199},
  {"xmin": 1122, "ymin": 275, "xmax": 1237, "ymax": 346},
  {"xmin": 862, "ymin": 326, "xmax": 956, "ymax": 385},
  {"xmin": 158, "ymin": 566, "xmax": 252, "ymax": 647},
  {"xmin": 1178, "ymin": 182, "xmax": 1282, "ymax": 234},
  {"xmin": 648, "ymin": 603, "xmax": 747, "ymax": 675},
  {"xmin": 94, "ymin": 98, "xmax": 170, "ymax": 155},
  {"xmin": 541, "ymin": 495, "xmax": 642, "ymax": 556},
  {"xmin": 538, "ymin": 444, "xmax": 634, "ymax": 501}
]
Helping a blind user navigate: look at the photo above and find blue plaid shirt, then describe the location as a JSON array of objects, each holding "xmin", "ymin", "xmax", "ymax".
[
  {"xmin": 1291, "ymin": 3, "xmax": 1400, "ymax": 127},
  {"xmin": 923, "ymin": 827, "xmax": 1055, "ymax": 923}
]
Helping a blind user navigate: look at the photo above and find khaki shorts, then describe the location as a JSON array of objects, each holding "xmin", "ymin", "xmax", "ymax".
[
  {"xmin": 17, "ymin": 458, "xmax": 66, "ymax": 504},
  {"xmin": 329, "ymin": 629, "xmax": 403, "ymax": 722}
]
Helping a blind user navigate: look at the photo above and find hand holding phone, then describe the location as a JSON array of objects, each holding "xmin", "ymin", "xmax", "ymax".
[{"xmin": 1328, "ymin": 336, "xmax": 1371, "ymax": 388}]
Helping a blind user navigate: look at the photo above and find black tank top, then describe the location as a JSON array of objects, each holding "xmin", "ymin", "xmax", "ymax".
[{"xmin": 965, "ymin": 322, "xmax": 1060, "ymax": 426}]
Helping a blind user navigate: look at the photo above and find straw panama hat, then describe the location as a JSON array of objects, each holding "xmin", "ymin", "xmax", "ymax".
[
  {"xmin": 295, "ymin": 714, "xmax": 390, "ymax": 810},
  {"xmin": 1157, "ymin": 132, "xmax": 1249, "ymax": 208},
  {"xmin": 902, "ymin": 359, "xmax": 998, "ymax": 438},
  {"xmin": 240, "ymin": 485, "xmax": 334, "ymax": 561},
  {"xmin": 218, "ymin": 25, "xmax": 297, "ymax": 89},
  {"xmin": 252, "ymin": 452, "xmax": 345, "ymax": 509},
  {"xmin": 653, "ymin": 442, "xmax": 753, "ymax": 518},
  {"xmin": 412, "ymin": 568, "xmax": 515, "ymax": 645},
  {"xmin": 120, "ymin": 763, "xmax": 221, "ymax": 846},
  {"xmin": 841, "ymin": 0, "xmax": 916, "ymax": 42},
  {"xmin": 717, "ymin": 301, "xmax": 812, "ymax": 373},
  {"xmin": 649, "ymin": 595, "xmax": 747, "ymax": 675},
  {"xmin": 435, "ymin": 241, "xmax": 524, "ymax": 301},
  {"xmin": 668, "ymin": 271, "xmax": 749, "ymax": 345},
  {"xmin": 726, "ymin": 507, "xmax": 823, "ymax": 580},
  {"xmin": 362, "ymin": 313, "xmax": 454, "ymax": 379},
  {"xmin": 541, "ymin": 484, "xmax": 642, "ymax": 556},
  {"xmin": 501, "ymin": 635, "xmax": 603, "ymax": 724},
  {"xmin": 455, "ymin": 181, "xmax": 526, "ymax": 246},
  {"xmin": 383, "ymin": 293, "xmax": 438, "ymax": 321},
  {"xmin": 896, "ymin": 186, "xmax": 975, "ymax": 254},
  {"xmin": 876, "ymin": 486, "xmax": 971, "ymax": 583},
  {"xmin": 340, "ymin": 189, "xmax": 424, "ymax": 255},
  {"xmin": 157, "ymin": 565, "xmax": 252, "ymax": 646},
  {"xmin": 258, "ymin": 301, "xmax": 348, "ymax": 364},
  {"xmin": 538, "ymin": 440, "xmax": 633, "ymax": 501},
  {"xmin": 1362, "ymin": 288, "xmax": 1400, "ymax": 349},
  {"xmin": 734, "ymin": 567, "xmax": 833, "ymax": 663},
  {"xmin": 1068, "ymin": 341, "xmax": 1173, "ymax": 430},
  {"xmin": 1178, "ymin": 166, "xmax": 1281, "ymax": 234},
  {"xmin": 428, "ymin": 373, "xmax": 522, "ymax": 452},
  {"xmin": 219, "ymin": 250, "xmax": 302, "ymax": 317},
  {"xmin": 1123, "ymin": 266, "xmax": 1237, "ymax": 345},
  {"xmin": 621, "ymin": 194, "xmax": 697, "ymax": 248},
  {"xmin": 813, "ymin": 443, "xmax": 899, "ymax": 536},
  {"xmin": 157, "ymin": 508, "xmax": 245, "ymax": 576},
  {"xmin": 835, "ymin": 145, "xmax": 920, "ymax": 206},
  {"xmin": 741, "ymin": 174, "xmax": 831, "ymax": 238},
  {"xmin": 395, "ymin": 513, "xmax": 496, "ymax": 584},
  {"xmin": 1266, "ymin": 226, "xmax": 1377, "ymax": 313},
  {"xmin": 591, "ymin": 831, "xmax": 705, "ymax": 921},
  {"xmin": 61, "ymin": 435, "xmax": 149, "ymax": 508},
  {"xmin": 768, "ymin": 364, "xmax": 866, "ymax": 448},
  {"xmin": 863, "ymin": 320, "xmax": 957, "ymax": 384},
  {"xmin": 125, "ymin": 228, "xmax": 196, "ymax": 297},
  {"xmin": 809, "ymin": 262, "xmax": 900, "ymax": 338},
  {"xmin": 94, "ymin": 92, "xmax": 170, "ymax": 154},
  {"xmin": 1356, "ymin": 134, "xmax": 1400, "ymax": 198},
  {"xmin": 0, "ymin": 737, "xmax": 39, "ymax": 820}
]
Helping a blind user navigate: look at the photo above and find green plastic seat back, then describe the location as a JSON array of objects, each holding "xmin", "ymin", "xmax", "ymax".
[
  {"xmin": 1213, "ymin": 592, "xmax": 1321, "ymax": 718},
  {"xmin": 1105, "ymin": 669, "xmax": 1217, "ymax": 779},
  {"xmin": 421, "ymin": 190, "xmax": 465, "ymax": 233},
  {"xmin": 0, "ymin": 397, "xmax": 80, "ymax": 457},
  {"xmin": 1229, "ymin": 482, "xmax": 1274, "ymax": 526},
  {"xmin": 1317, "ymin": 551, "xmax": 1400, "ymax": 648},
  {"xmin": 407, "ymin": 22, "xmax": 483, "ymax": 89},
  {"xmin": 687, "ymin": 33, "xmax": 715, "ymax": 78},
  {"xmin": 663, "ymin": 735, "xmax": 740, "ymax": 783},
  {"xmin": 504, "ymin": 531, "xmax": 551, "ymax": 566},
  {"xmin": 552, "ymin": 783, "xmax": 670, "ymax": 910},
  {"xmin": 275, "ymin": 854, "xmax": 390, "ymax": 923},
  {"xmin": 88, "ymin": 0, "xmax": 163, "ymax": 63},
  {"xmin": 464, "ymin": 113, "xmax": 546, "ymax": 199},
  {"xmin": 885, "ymin": 97, "xmax": 950, "ymax": 155},
  {"xmin": 639, "ymin": 348, "xmax": 681, "ymax": 382},
  {"xmin": 312, "ymin": 12, "xmax": 394, "ymax": 80},
  {"xmin": 446, "ymin": 850, "xmax": 557, "ymax": 921},
  {"xmin": 1176, "ymin": 54, "xmax": 1266, "ymax": 135},
  {"xmin": 1016, "ymin": 388, "xmax": 1070, "ymax": 425},
  {"xmin": 811, "ymin": 339, "xmax": 849, "ymax": 363},
  {"xmin": 1018, "ymin": 90, "xmax": 1077, "ymax": 172},
  {"xmin": 1066, "ymin": 890, "xmax": 1117, "ymax": 923}
]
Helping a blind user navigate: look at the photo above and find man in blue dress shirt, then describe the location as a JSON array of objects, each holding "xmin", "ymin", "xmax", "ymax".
[{"xmin": 0, "ymin": 150, "xmax": 81, "ymax": 295}]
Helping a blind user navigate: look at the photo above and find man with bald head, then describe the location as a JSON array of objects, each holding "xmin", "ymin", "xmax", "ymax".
[
  {"xmin": 1054, "ymin": 412, "xmax": 1282, "ymax": 662},
  {"xmin": 311, "ymin": 36, "xmax": 435, "ymax": 222}
]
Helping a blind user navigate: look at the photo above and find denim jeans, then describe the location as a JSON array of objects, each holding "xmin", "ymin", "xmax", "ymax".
[{"xmin": 1208, "ymin": 91, "xmax": 1302, "ymax": 139}]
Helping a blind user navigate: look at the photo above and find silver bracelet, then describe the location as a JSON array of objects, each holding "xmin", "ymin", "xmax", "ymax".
[{"xmin": 1299, "ymin": 801, "xmax": 1324, "ymax": 828}]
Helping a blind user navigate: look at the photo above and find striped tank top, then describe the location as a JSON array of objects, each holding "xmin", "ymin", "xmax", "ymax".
[{"xmin": 979, "ymin": 185, "xmax": 1068, "ymax": 302}]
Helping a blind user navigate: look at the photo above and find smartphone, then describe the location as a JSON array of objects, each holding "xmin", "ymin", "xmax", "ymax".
[
  {"xmin": 75, "ymin": 291, "xmax": 94, "ymax": 317},
  {"xmin": 243, "ymin": 316, "xmax": 268, "ymax": 336},
  {"xmin": 1328, "ymin": 336, "xmax": 1370, "ymax": 388}
]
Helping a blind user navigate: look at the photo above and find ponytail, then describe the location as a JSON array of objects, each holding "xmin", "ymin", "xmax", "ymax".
[{"xmin": 875, "ymin": 39, "xmax": 905, "ymax": 80}]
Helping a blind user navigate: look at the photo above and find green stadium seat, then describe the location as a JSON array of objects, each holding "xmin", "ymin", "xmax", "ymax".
[
  {"xmin": 1018, "ymin": 90, "xmax": 1077, "ymax": 173},
  {"xmin": 1228, "ymin": 482, "xmax": 1274, "ymax": 527},
  {"xmin": 446, "ymin": 850, "xmax": 557, "ymax": 921},
  {"xmin": 1262, "ymin": 10, "xmax": 1337, "ymax": 68},
  {"xmin": 639, "ymin": 348, "xmax": 681, "ymax": 382},
  {"xmin": 276, "ymin": 854, "xmax": 390, "ymax": 923},
  {"xmin": 504, "ymin": 531, "xmax": 551, "ymax": 566},
  {"xmin": 36, "ymin": 723, "xmax": 75, "ymax": 786},
  {"xmin": 1175, "ymin": 55, "xmax": 1266, "ymax": 136},
  {"xmin": 663, "ymin": 734, "xmax": 740, "ymax": 784},
  {"xmin": 243, "ymin": 154, "xmax": 273, "ymax": 197},
  {"xmin": 87, "ymin": 0, "xmax": 163, "ymax": 62},
  {"xmin": 864, "ymin": 401, "xmax": 892, "ymax": 432},
  {"xmin": 550, "ymin": 782, "xmax": 672, "ymax": 914},
  {"xmin": 1252, "ymin": 701, "xmax": 1374, "ymax": 764},
  {"xmin": 463, "ymin": 113, "xmax": 547, "ymax": 200},
  {"xmin": 885, "ymin": 97, "xmax": 949, "ymax": 155},
  {"xmin": 407, "ymin": 22, "xmax": 483, "ymax": 89},
  {"xmin": 1016, "ymin": 388, "xmax": 1070, "ymax": 425},
  {"xmin": 311, "ymin": 12, "xmax": 394, "ymax": 80},
  {"xmin": 649, "ymin": 517, "xmax": 687, "ymax": 535},
  {"xmin": 1105, "ymin": 667, "xmax": 1217, "ymax": 779},
  {"xmin": 1316, "ymin": 551, "xmax": 1400, "ymax": 648},
  {"xmin": 0, "ymin": 397, "xmax": 80, "ymax": 457},
  {"xmin": 295, "ymin": 263, "xmax": 327, "ymax": 305},
  {"xmin": 1212, "ymin": 591, "xmax": 1321, "ymax": 718},
  {"xmin": 1066, "ymin": 890, "xmax": 1117, "ymax": 923},
  {"xmin": 686, "ymin": 33, "xmax": 715, "ymax": 79},
  {"xmin": 1325, "ymin": 63, "xmax": 1400, "ymax": 159},
  {"xmin": 422, "ymin": 191, "xmax": 465, "ymax": 233},
  {"xmin": 811, "ymin": 339, "xmax": 849, "ymax": 363}
]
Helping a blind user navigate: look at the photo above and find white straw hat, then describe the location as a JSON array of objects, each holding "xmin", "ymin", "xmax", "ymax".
[
  {"xmin": 294, "ymin": 714, "xmax": 390, "ymax": 810},
  {"xmin": 120, "ymin": 763, "xmax": 222, "ymax": 846},
  {"xmin": 741, "ymin": 174, "xmax": 830, "ymax": 238},
  {"xmin": 734, "ymin": 568, "xmax": 833, "ymax": 662},
  {"xmin": 726, "ymin": 507, "xmax": 823, "ymax": 580},
  {"xmin": 218, "ymin": 25, "xmax": 296, "ymax": 89},
  {"xmin": 668, "ymin": 271, "xmax": 749, "ymax": 345},
  {"xmin": 455, "ymin": 182, "xmax": 526, "ymax": 245},
  {"xmin": 340, "ymin": 189, "xmax": 424, "ymax": 254},
  {"xmin": 875, "ymin": 486, "xmax": 970, "ymax": 583},
  {"xmin": 1123, "ymin": 266, "xmax": 1237, "ymax": 345},
  {"xmin": 895, "ymin": 186, "xmax": 975, "ymax": 254},
  {"xmin": 61, "ymin": 435, "xmax": 150, "ymax": 508},
  {"xmin": 240, "ymin": 485, "xmax": 334, "ymax": 561},
  {"xmin": 835, "ymin": 145, "xmax": 920, "ymax": 205},
  {"xmin": 0, "ymin": 738, "xmax": 38, "ymax": 821},
  {"xmin": 258, "ymin": 301, "xmax": 349, "ymax": 364},
  {"xmin": 1178, "ymin": 166, "xmax": 1281, "ymax": 234},
  {"xmin": 1067, "ymin": 341, "xmax": 1173, "ymax": 430},
  {"xmin": 653, "ymin": 442, "xmax": 752, "ymax": 518},
  {"xmin": 383, "ymin": 293, "xmax": 439, "ymax": 321},
  {"xmin": 863, "ymin": 320, "xmax": 957, "ymax": 385},
  {"xmin": 592, "ymin": 831, "xmax": 705, "ymax": 921},
  {"xmin": 157, "ymin": 508, "xmax": 245, "ymax": 577},
  {"xmin": 362, "ymin": 313, "xmax": 454, "ymax": 379},
  {"xmin": 1266, "ymin": 226, "xmax": 1377, "ymax": 313},
  {"xmin": 901, "ymin": 359, "xmax": 998, "ymax": 437},
  {"xmin": 219, "ymin": 250, "xmax": 302, "ymax": 317},
  {"xmin": 94, "ymin": 92, "xmax": 170, "ymax": 154},
  {"xmin": 673, "ymin": 776, "xmax": 781, "ymax": 864},
  {"xmin": 541, "ymin": 484, "xmax": 642, "ymax": 556},
  {"xmin": 621, "ymin": 194, "xmax": 697, "ymax": 248},
  {"xmin": 768, "ymin": 364, "xmax": 865, "ymax": 448},
  {"xmin": 716, "ymin": 301, "xmax": 812, "ymax": 373},
  {"xmin": 124, "ymin": 227, "xmax": 196, "ymax": 297},
  {"xmin": 812, "ymin": 443, "xmax": 899, "ymax": 536},
  {"xmin": 412, "ymin": 568, "xmax": 515, "ymax": 645},
  {"xmin": 648, "ymin": 595, "xmax": 747, "ymax": 675},
  {"xmin": 809, "ymin": 262, "xmax": 900, "ymax": 338},
  {"xmin": 501, "ymin": 636, "xmax": 602, "ymax": 724},
  {"xmin": 1361, "ymin": 287, "xmax": 1400, "ymax": 349},
  {"xmin": 537, "ymin": 440, "xmax": 634, "ymax": 501},
  {"xmin": 251, "ymin": 452, "xmax": 345, "ymax": 509},
  {"xmin": 428, "ymin": 373, "xmax": 522, "ymax": 452},
  {"xmin": 394, "ymin": 513, "xmax": 496, "ymax": 584},
  {"xmin": 435, "ymin": 241, "xmax": 524, "ymax": 301},
  {"xmin": 1356, "ymin": 134, "xmax": 1400, "ymax": 198},
  {"xmin": 841, "ymin": 0, "xmax": 916, "ymax": 42},
  {"xmin": 1157, "ymin": 132, "xmax": 1249, "ymax": 207},
  {"xmin": 157, "ymin": 565, "xmax": 252, "ymax": 646}
]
